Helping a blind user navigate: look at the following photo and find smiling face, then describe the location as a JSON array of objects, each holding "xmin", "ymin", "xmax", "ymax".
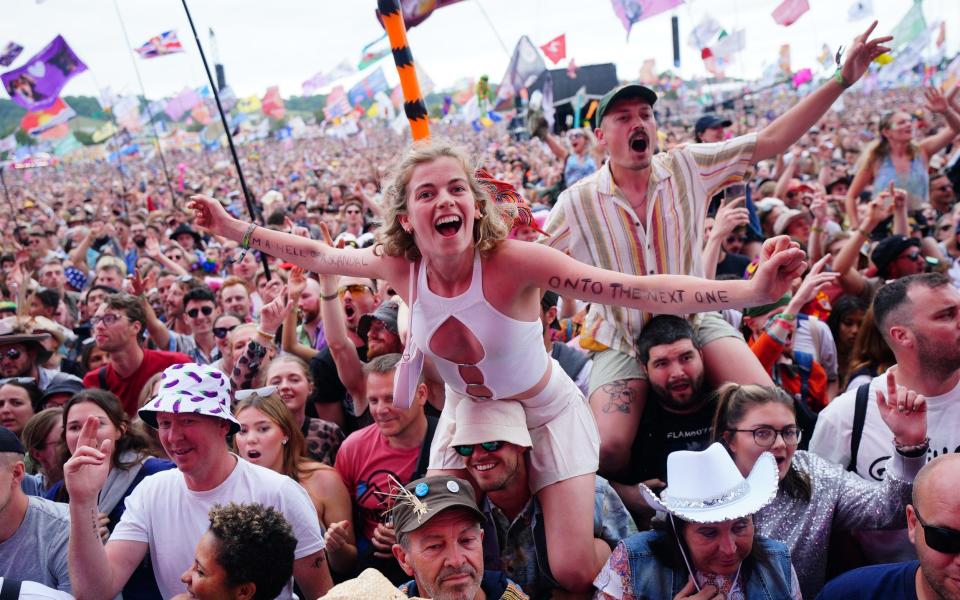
[
  {"xmin": 156, "ymin": 412, "xmax": 230, "ymax": 480},
  {"xmin": 725, "ymin": 401, "xmax": 797, "ymax": 481},
  {"xmin": 464, "ymin": 441, "xmax": 526, "ymax": 493},
  {"xmin": 264, "ymin": 359, "xmax": 312, "ymax": 421},
  {"xmin": 682, "ymin": 517, "xmax": 755, "ymax": 576},
  {"xmin": 597, "ymin": 97, "xmax": 659, "ymax": 173},
  {"xmin": 881, "ymin": 111, "xmax": 914, "ymax": 144},
  {"xmin": 399, "ymin": 156, "xmax": 478, "ymax": 259}
]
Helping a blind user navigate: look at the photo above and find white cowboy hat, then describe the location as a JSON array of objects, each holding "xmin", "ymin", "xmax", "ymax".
[{"xmin": 639, "ymin": 442, "xmax": 778, "ymax": 524}]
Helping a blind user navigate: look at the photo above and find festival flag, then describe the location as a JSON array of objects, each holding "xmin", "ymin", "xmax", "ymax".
[
  {"xmin": 19, "ymin": 97, "xmax": 76, "ymax": 136},
  {"xmin": 711, "ymin": 29, "xmax": 746, "ymax": 61},
  {"xmin": 567, "ymin": 58, "xmax": 578, "ymax": 79},
  {"xmin": 358, "ymin": 34, "xmax": 390, "ymax": 70},
  {"xmin": 792, "ymin": 68, "xmax": 813, "ymax": 87},
  {"xmin": 164, "ymin": 87, "xmax": 201, "ymax": 120},
  {"xmin": 91, "ymin": 121, "xmax": 117, "ymax": 143},
  {"xmin": 609, "ymin": 0, "xmax": 683, "ymax": 38},
  {"xmin": 779, "ymin": 44, "xmax": 792, "ymax": 74},
  {"xmin": 772, "ymin": 0, "xmax": 809, "ymax": 27},
  {"xmin": 416, "ymin": 63, "xmax": 436, "ymax": 95},
  {"xmin": 817, "ymin": 44, "xmax": 833, "ymax": 69},
  {"xmin": 134, "ymin": 30, "xmax": 184, "ymax": 59},
  {"xmin": 688, "ymin": 14, "xmax": 721, "ymax": 50},
  {"xmin": 539, "ymin": 34, "xmax": 566, "ymax": 65},
  {"xmin": 324, "ymin": 85, "xmax": 352, "ymax": 120},
  {"xmin": 639, "ymin": 59, "xmax": 657, "ymax": 84},
  {"xmin": 113, "ymin": 96, "xmax": 142, "ymax": 132},
  {"xmin": 347, "ymin": 67, "xmax": 390, "ymax": 106},
  {"xmin": 1, "ymin": 35, "xmax": 87, "ymax": 111},
  {"xmin": 302, "ymin": 60, "xmax": 356, "ymax": 95},
  {"xmin": 0, "ymin": 134, "xmax": 15, "ymax": 153},
  {"xmin": 53, "ymin": 134, "xmax": 81, "ymax": 157},
  {"xmin": 261, "ymin": 86, "xmax": 285, "ymax": 120},
  {"xmin": 0, "ymin": 42, "xmax": 23, "ymax": 67},
  {"xmin": 847, "ymin": 0, "xmax": 872, "ymax": 22},
  {"xmin": 889, "ymin": 0, "xmax": 927, "ymax": 52},
  {"xmin": 541, "ymin": 72, "xmax": 555, "ymax": 129},
  {"xmin": 495, "ymin": 36, "xmax": 546, "ymax": 105},
  {"xmin": 376, "ymin": 0, "xmax": 465, "ymax": 30},
  {"xmin": 237, "ymin": 95, "xmax": 261, "ymax": 113},
  {"xmin": 191, "ymin": 103, "xmax": 213, "ymax": 125}
]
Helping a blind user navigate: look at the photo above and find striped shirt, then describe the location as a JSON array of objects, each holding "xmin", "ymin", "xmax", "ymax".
[{"xmin": 541, "ymin": 133, "xmax": 757, "ymax": 356}]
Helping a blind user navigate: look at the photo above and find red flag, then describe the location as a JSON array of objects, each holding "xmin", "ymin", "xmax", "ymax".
[
  {"xmin": 772, "ymin": 0, "xmax": 809, "ymax": 26},
  {"xmin": 539, "ymin": 34, "xmax": 566, "ymax": 65},
  {"xmin": 567, "ymin": 58, "xmax": 578, "ymax": 79}
]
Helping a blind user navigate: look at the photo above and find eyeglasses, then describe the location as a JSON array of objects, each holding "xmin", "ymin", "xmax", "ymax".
[
  {"xmin": 0, "ymin": 376, "xmax": 33, "ymax": 384},
  {"xmin": 90, "ymin": 313, "xmax": 127, "ymax": 327},
  {"xmin": 729, "ymin": 426, "xmax": 802, "ymax": 448},
  {"xmin": 3, "ymin": 348, "xmax": 23, "ymax": 360},
  {"xmin": 453, "ymin": 441, "xmax": 506, "ymax": 457},
  {"xmin": 213, "ymin": 325, "xmax": 239, "ymax": 339},
  {"xmin": 235, "ymin": 385, "xmax": 277, "ymax": 401},
  {"xmin": 338, "ymin": 284, "xmax": 373, "ymax": 297},
  {"xmin": 186, "ymin": 306, "xmax": 214, "ymax": 319},
  {"xmin": 915, "ymin": 507, "xmax": 960, "ymax": 554}
]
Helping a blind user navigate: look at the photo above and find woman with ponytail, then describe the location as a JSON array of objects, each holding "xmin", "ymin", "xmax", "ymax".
[{"xmin": 711, "ymin": 379, "xmax": 928, "ymax": 598}]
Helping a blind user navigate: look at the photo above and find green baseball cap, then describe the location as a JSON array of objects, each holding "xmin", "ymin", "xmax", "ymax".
[
  {"xmin": 596, "ymin": 83, "xmax": 658, "ymax": 127},
  {"xmin": 390, "ymin": 476, "xmax": 485, "ymax": 535}
]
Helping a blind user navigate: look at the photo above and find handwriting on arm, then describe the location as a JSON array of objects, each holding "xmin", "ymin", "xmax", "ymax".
[
  {"xmin": 250, "ymin": 235, "xmax": 368, "ymax": 269},
  {"xmin": 547, "ymin": 275, "xmax": 730, "ymax": 305}
]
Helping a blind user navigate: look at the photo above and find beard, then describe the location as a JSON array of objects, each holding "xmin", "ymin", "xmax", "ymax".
[
  {"xmin": 649, "ymin": 372, "xmax": 705, "ymax": 413},
  {"xmin": 917, "ymin": 333, "xmax": 960, "ymax": 379}
]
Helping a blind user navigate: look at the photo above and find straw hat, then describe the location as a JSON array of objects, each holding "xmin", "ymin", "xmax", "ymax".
[{"xmin": 322, "ymin": 568, "xmax": 426, "ymax": 600}]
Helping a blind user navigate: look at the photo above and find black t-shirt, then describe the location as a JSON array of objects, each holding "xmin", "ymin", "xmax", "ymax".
[
  {"xmin": 626, "ymin": 395, "xmax": 716, "ymax": 484},
  {"xmin": 308, "ymin": 345, "xmax": 367, "ymax": 433},
  {"xmin": 716, "ymin": 252, "xmax": 752, "ymax": 278}
]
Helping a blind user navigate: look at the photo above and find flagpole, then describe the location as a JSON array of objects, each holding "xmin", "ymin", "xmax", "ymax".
[
  {"xmin": 0, "ymin": 166, "xmax": 12, "ymax": 214},
  {"xmin": 86, "ymin": 71, "xmax": 131, "ymax": 196},
  {"xmin": 471, "ymin": 0, "xmax": 511, "ymax": 57},
  {"xmin": 179, "ymin": 0, "xmax": 271, "ymax": 280},
  {"xmin": 110, "ymin": 0, "xmax": 177, "ymax": 209}
]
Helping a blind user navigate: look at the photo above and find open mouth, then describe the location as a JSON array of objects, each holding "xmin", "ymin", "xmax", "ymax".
[
  {"xmin": 434, "ymin": 215, "xmax": 463, "ymax": 237},
  {"xmin": 171, "ymin": 448, "xmax": 193, "ymax": 458},
  {"xmin": 246, "ymin": 450, "xmax": 261, "ymax": 460},
  {"xmin": 343, "ymin": 305, "xmax": 356, "ymax": 319},
  {"xmin": 629, "ymin": 133, "xmax": 648, "ymax": 153}
]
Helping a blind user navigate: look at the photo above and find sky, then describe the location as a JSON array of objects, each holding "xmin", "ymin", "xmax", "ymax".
[{"xmin": 1, "ymin": 0, "xmax": 958, "ymax": 103}]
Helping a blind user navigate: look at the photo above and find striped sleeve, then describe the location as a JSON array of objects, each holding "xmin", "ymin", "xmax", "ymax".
[
  {"xmin": 539, "ymin": 196, "xmax": 571, "ymax": 252},
  {"xmin": 686, "ymin": 132, "xmax": 758, "ymax": 198}
]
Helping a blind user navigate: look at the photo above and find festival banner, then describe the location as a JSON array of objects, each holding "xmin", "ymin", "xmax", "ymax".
[
  {"xmin": 772, "ymin": 0, "xmax": 809, "ymax": 27},
  {"xmin": 261, "ymin": 86, "xmax": 286, "ymax": 120},
  {"xmin": 358, "ymin": 34, "xmax": 390, "ymax": 70},
  {"xmin": 0, "ymin": 134, "xmax": 15, "ymax": 153},
  {"xmin": 609, "ymin": 0, "xmax": 683, "ymax": 38},
  {"xmin": 91, "ymin": 121, "xmax": 117, "ymax": 143},
  {"xmin": 135, "ymin": 30, "xmax": 184, "ymax": 59},
  {"xmin": 495, "ymin": 35, "xmax": 546, "ymax": 105},
  {"xmin": 303, "ymin": 60, "xmax": 356, "ymax": 95},
  {"xmin": 0, "ymin": 41, "xmax": 23, "ymax": 67},
  {"xmin": 324, "ymin": 85, "xmax": 352, "ymax": 120},
  {"xmin": 688, "ymin": 14, "xmax": 721, "ymax": 50},
  {"xmin": 1, "ymin": 35, "xmax": 87, "ymax": 111},
  {"xmin": 164, "ymin": 87, "xmax": 201, "ymax": 121},
  {"xmin": 376, "ymin": 0, "xmax": 465, "ymax": 30},
  {"xmin": 539, "ymin": 34, "xmax": 566, "ymax": 65},
  {"xmin": 54, "ymin": 134, "xmax": 82, "ymax": 157},
  {"xmin": 20, "ymin": 97, "xmax": 76, "ymax": 136},
  {"xmin": 347, "ymin": 67, "xmax": 389, "ymax": 106},
  {"xmin": 889, "ymin": 0, "xmax": 927, "ymax": 52},
  {"xmin": 237, "ymin": 95, "xmax": 261, "ymax": 114}
]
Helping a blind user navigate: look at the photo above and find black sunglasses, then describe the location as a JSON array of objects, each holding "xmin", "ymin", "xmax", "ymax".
[
  {"xmin": 1, "ymin": 348, "xmax": 22, "ymax": 361},
  {"xmin": 915, "ymin": 507, "xmax": 960, "ymax": 554},
  {"xmin": 212, "ymin": 324, "xmax": 238, "ymax": 339},
  {"xmin": 186, "ymin": 306, "xmax": 214, "ymax": 318},
  {"xmin": 453, "ymin": 441, "xmax": 506, "ymax": 457}
]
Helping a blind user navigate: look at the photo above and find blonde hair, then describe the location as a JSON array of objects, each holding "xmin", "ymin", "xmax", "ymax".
[
  {"xmin": 862, "ymin": 111, "xmax": 919, "ymax": 171},
  {"xmin": 376, "ymin": 139, "xmax": 511, "ymax": 261}
]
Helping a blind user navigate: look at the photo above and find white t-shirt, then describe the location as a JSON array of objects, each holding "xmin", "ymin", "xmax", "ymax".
[
  {"xmin": 809, "ymin": 366, "xmax": 960, "ymax": 562},
  {"xmin": 0, "ymin": 577, "xmax": 74, "ymax": 600},
  {"xmin": 110, "ymin": 455, "xmax": 324, "ymax": 599}
]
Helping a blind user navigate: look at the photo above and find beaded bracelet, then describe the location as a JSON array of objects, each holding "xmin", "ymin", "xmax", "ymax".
[
  {"xmin": 233, "ymin": 223, "xmax": 258, "ymax": 263},
  {"xmin": 894, "ymin": 437, "xmax": 929, "ymax": 458}
]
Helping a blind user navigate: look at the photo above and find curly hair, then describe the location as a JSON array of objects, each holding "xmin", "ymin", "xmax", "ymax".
[
  {"xmin": 207, "ymin": 502, "xmax": 297, "ymax": 600},
  {"xmin": 376, "ymin": 139, "xmax": 511, "ymax": 261}
]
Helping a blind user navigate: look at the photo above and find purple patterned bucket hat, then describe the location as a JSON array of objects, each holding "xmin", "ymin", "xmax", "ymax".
[{"xmin": 138, "ymin": 363, "xmax": 239, "ymax": 433}]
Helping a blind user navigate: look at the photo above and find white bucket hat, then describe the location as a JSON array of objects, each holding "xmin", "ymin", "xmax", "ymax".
[
  {"xmin": 449, "ymin": 398, "xmax": 532, "ymax": 449},
  {"xmin": 639, "ymin": 443, "xmax": 778, "ymax": 524},
  {"xmin": 138, "ymin": 363, "xmax": 239, "ymax": 434}
]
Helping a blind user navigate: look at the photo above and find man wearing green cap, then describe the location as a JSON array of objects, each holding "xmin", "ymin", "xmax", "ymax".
[
  {"xmin": 391, "ymin": 475, "xmax": 529, "ymax": 600},
  {"xmin": 540, "ymin": 22, "xmax": 891, "ymax": 479}
]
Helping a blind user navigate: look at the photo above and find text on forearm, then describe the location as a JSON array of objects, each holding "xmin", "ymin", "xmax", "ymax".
[{"xmin": 547, "ymin": 275, "xmax": 729, "ymax": 305}]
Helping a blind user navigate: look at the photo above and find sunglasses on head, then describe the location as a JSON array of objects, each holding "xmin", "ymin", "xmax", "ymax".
[
  {"xmin": 0, "ymin": 375, "xmax": 33, "ymax": 384},
  {"xmin": 212, "ymin": 324, "xmax": 239, "ymax": 339},
  {"xmin": 338, "ymin": 284, "xmax": 372, "ymax": 297},
  {"xmin": 235, "ymin": 385, "xmax": 277, "ymax": 401},
  {"xmin": 915, "ymin": 507, "xmax": 960, "ymax": 554},
  {"xmin": 453, "ymin": 441, "xmax": 506, "ymax": 457},
  {"xmin": 186, "ymin": 306, "xmax": 214, "ymax": 318}
]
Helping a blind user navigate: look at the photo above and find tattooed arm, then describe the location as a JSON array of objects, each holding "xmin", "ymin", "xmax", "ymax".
[{"xmin": 293, "ymin": 549, "xmax": 334, "ymax": 599}]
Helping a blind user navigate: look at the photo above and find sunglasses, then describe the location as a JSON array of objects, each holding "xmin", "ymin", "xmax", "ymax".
[
  {"xmin": 186, "ymin": 306, "xmax": 214, "ymax": 319},
  {"xmin": 90, "ymin": 313, "xmax": 126, "ymax": 327},
  {"xmin": 0, "ymin": 375, "xmax": 33, "ymax": 384},
  {"xmin": 915, "ymin": 507, "xmax": 960, "ymax": 554},
  {"xmin": 338, "ymin": 284, "xmax": 373, "ymax": 297},
  {"xmin": 453, "ymin": 441, "xmax": 506, "ymax": 457},
  {"xmin": 213, "ymin": 325, "xmax": 239, "ymax": 339},
  {"xmin": 235, "ymin": 385, "xmax": 277, "ymax": 401}
]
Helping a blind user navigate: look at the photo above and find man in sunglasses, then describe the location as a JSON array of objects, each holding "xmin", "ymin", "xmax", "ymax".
[
  {"xmin": 0, "ymin": 319, "xmax": 81, "ymax": 393},
  {"xmin": 451, "ymin": 399, "xmax": 631, "ymax": 599},
  {"xmin": 929, "ymin": 171, "xmax": 956, "ymax": 218},
  {"xmin": 815, "ymin": 454, "xmax": 960, "ymax": 600},
  {"xmin": 136, "ymin": 286, "xmax": 221, "ymax": 366},
  {"xmin": 812, "ymin": 273, "xmax": 960, "ymax": 564}
]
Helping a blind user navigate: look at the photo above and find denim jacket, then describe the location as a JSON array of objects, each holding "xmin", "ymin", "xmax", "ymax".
[{"xmin": 622, "ymin": 530, "xmax": 794, "ymax": 599}]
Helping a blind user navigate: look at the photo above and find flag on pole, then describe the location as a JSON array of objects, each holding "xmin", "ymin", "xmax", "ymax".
[
  {"xmin": 20, "ymin": 97, "xmax": 76, "ymax": 136},
  {"xmin": 495, "ymin": 36, "xmax": 546, "ymax": 105},
  {"xmin": 303, "ymin": 60, "xmax": 356, "ymax": 95},
  {"xmin": 236, "ymin": 95, "xmax": 261, "ymax": 114},
  {"xmin": 889, "ymin": 0, "xmax": 927, "ymax": 52},
  {"xmin": 358, "ymin": 34, "xmax": 390, "ymax": 70},
  {"xmin": 165, "ymin": 87, "xmax": 202, "ymax": 120},
  {"xmin": 261, "ymin": 86, "xmax": 285, "ymax": 120},
  {"xmin": 0, "ymin": 42, "xmax": 23, "ymax": 67},
  {"xmin": 639, "ymin": 59, "xmax": 657, "ymax": 84},
  {"xmin": 779, "ymin": 44, "xmax": 792, "ymax": 74},
  {"xmin": 347, "ymin": 67, "xmax": 390, "ymax": 106},
  {"xmin": 1, "ymin": 35, "xmax": 87, "ymax": 111},
  {"xmin": 0, "ymin": 134, "xmax": 16, "ymax": 153},
  {"xmin": 92, "ymin": 121, "xmax": 118, "ymax": 143},
  {"xmin": 847, "ymin": 0, "xmax": 873, "ymax": 22},
  {"xmin": 609, "ymin": 0, "xmax": 683, "ymax": 38},
  {"xmin": 772, "ymin": 0, "xmax": 809, "ymax": 26},
  {"xmin": 324, "ymin": 85, "xmax": 352, "ymax": 120},
  {"xmin": 376, "ymin": 0, "xmax": 465, "ymax": 30},
  {"xmin": 134, "ymin": 31, "xmax": 184, "ymax": 59},
  {"xmin": 539, "ymin": 34, "xmax": 566, "ymax": 65},
  {"xmin": 688, "ymin": 14, "xmax": 721, "ymax": 49}
]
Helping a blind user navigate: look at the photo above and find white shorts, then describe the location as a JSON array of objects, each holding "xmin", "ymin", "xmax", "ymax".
[{"xmin": 428, "ymin": 358, "xmax": 600, "ymax": 492}]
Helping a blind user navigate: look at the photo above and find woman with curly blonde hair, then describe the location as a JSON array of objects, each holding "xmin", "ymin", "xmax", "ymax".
[{"xmin": 190, "ymin": 138, "xmax": 805, "ymax": 592}]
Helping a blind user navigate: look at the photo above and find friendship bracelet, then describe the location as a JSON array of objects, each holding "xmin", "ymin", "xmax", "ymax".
[
  {"xmin": 240, "ymin": 223, "xmax": 258, "ymax": 250},
  {"xmin": 833, "ymin": 68, "xmax": 852, "ymax": 89}
]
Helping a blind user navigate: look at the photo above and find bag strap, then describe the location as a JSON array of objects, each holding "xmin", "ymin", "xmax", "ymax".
[
  {"xmin": 412, "ymin": 416, "xmax": 439, "ymax": 481},
  {"xmin": 402, "ymin": 261, "xmax": 417, "ymax": 360},
  {"xmin": 0, "ymin": 578, "xmax": 22, "ymax": 600},
  {"xmin": 848, "ymin": 383, "xmax": 871, "ymax": 473},
  {"xmin": 98, "ymin": 366, "xmax": 109, "ymax": 390}
]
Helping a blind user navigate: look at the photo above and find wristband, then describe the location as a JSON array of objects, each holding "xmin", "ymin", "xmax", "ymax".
[
  {"xmin": 233, "ymin": 223, "xmax": 258, "ymax": 264},
  {"xmin": 810, "ymin": 225, "xmax": 824, "ymax": 233},
  {"xmin": 321, "ymin": 292, "xmax": 339, "ymax": 301},
  {"xmin": 775, "ymin": 312, "xmax": 797, "ymax": 321},
  {"xmin": 833, "ymin": 68, "xmax": 852, "ymax": 89},
  {"xmin": 256, "ymin": 328, "xmax": 275, "ymax": 341},
  {"xmin": 894, "ymin": 437, "xmax": 929, "ymax": 458}
]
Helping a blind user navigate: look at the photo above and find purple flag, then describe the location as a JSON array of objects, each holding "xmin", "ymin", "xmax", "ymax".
[
  {"xmin": 0, "ymin": 41, "xmax": 23, "ymax": 67},
  {"xmin": 165, "ymin": 87, "xmax": 202, "ymax": 121},
  {"xmin": 610, "ymin": 0, "xmax": 684, "ymax": 37},
  {"xmin": 1, "ymin": 35, "xmax": 87, "ymax": 111}
]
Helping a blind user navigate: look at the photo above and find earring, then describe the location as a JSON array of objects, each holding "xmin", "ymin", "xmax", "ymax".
[{"xmin": 281, "ymin": 438, "xmax": 288, "ymax": 445}]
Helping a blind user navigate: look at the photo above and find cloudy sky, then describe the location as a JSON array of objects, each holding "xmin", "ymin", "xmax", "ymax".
[{"xmin": 1, "ymin": 0, "xmax": 958, "ymax": 102}]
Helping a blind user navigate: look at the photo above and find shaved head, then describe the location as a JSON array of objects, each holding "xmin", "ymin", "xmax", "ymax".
[{"xmin": 913, "ymin": 453, "xmax": 960, "ymax": 514}]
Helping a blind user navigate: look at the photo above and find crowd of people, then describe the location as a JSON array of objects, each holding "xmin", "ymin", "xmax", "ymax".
[{"xmin": 0, "ymin": 20, "xmax": 959, "ymax": 600}]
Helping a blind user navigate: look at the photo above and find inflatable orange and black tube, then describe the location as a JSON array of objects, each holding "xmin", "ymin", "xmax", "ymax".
[{"xmin": 378, "ymin": 0, "xmax": 430, "ymax": 140}]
